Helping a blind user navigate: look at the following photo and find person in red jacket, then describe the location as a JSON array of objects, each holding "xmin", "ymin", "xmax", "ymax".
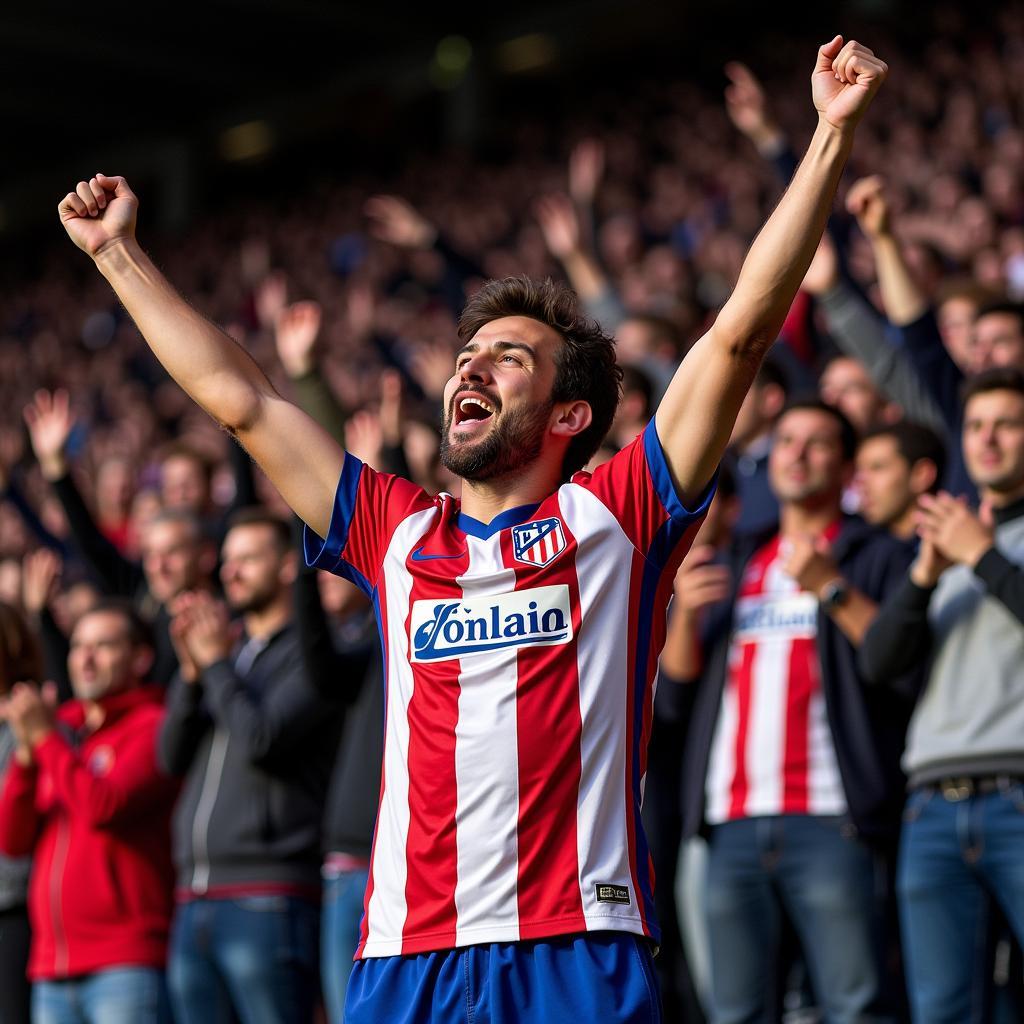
[{"xmin": 0, "ymin": 599, "xmax": 178, "ymax": 1024}]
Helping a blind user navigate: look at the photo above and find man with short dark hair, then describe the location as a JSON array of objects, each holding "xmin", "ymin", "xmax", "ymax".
[
  {"xmin": 855, "ymin": 421, "xmax": 946, "ymax": 540},
  {"xmin": 861, "ymin": 367, "xmax": 1024, "ymax": 1023},
  {"xmin": 0, "ymin": 601, "xmax": 178, "ymax": 1024},
  {"xmin": 59, "ymin": 35, "xmax": 887, "ymax": 1023},
  {"xmin": 675, "ymin": 399, "xmax": 914, "ymax": 1023},
  {"xmin": 158, "ymin": 510, "xmax": 340, "ymax": 1024}
]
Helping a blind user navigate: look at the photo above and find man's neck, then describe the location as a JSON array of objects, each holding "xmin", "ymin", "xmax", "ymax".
[
  {"xmin": 458, "ymin": 460, "xmax": 565, "ymax": 524},
  {"xmin": 779, "ymin": 497, "xmax": 842, "ymax": 538},
  {"xmin": 982, "ymin": 479, "xmax": 1024, "ymax": 509},
  {"xmin": 243, "ymin": 597, "xmax": 291, "ymax": 642},
  {"xmin": 888, "ymin": 504, "xmax": 918, "ymax": 540}
]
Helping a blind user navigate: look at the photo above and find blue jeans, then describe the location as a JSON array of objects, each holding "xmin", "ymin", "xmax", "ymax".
[
  {"xmin": 32, "ymin": 967, "xmax": 169, "ymax": 1024},
  {"xmin": 321, "ymin": 868, "xmax": 368, "ymax": 1024},
  {"xmin": 703, "ymin": 815, "xmax": 893, "ymax": 1024},
  {"xmin": 897, "ymin": 783, "xmax": 1024, "ymax": 1024},
  {"xmin": 167, "ymin": 895, "xmax": 320, "ymax": 1024}
]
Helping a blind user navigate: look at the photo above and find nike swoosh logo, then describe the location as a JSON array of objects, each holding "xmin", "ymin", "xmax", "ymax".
[{"xmin": 411, "ymin": 546, "xmax": 465, "ymax": 562}]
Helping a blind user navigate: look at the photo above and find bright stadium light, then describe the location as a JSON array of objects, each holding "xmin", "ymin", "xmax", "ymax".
[{"xmin": 430, "ymin": 35, "xmax": 473, "ymax": 89}]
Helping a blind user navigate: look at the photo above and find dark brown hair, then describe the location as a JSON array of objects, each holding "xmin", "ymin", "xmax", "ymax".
[
  {"xmin": 226, "ymin": 506, "xmax": 292, "ymax": 554},
  {"xmin": 961, "ymin": 366, "xmax": 1024, "ymax": 407},
  {"xmin": 860, "ymin": 421, "xmax": 947, "ymax": 493},
  {"xmin": 0, "ymin": 602, "xmax": 43, "ymax": 695},
  {"xmin": 458, "ymin": 277, "xmax": 623, "ymax": 479}
]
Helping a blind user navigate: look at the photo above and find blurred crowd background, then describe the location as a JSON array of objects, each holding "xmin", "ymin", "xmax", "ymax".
[{"xmin": 4, "ymin": 1, "xmax": 1024, "ymax": 1022}]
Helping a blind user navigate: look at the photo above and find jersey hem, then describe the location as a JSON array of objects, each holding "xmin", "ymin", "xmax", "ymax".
[{"xmin": 358, "ymin": 916, "xmax": 655, "ymax": 959}]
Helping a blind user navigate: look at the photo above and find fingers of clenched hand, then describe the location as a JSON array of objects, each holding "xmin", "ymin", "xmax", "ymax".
[{"xmin": 845, "ymin": 175, "xmax": 884, "ymax": 216}]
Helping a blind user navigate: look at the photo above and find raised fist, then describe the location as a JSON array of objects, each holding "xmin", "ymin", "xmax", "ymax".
[
  {"xmin": 845, "ymin": 175, "xmax": 891, "ymax": 240},
  {"xmin": 58, "ymin": 174, "xmax": 138, "ymax": 257},
  {"xmin": 811, "ymin": 37, "xmax": 887, "ymax": 132}
]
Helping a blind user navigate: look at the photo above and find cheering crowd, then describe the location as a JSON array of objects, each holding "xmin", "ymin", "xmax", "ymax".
[{"xmin": 2, "ymin": 10, "xmax": 1024, "ymax": 1024}]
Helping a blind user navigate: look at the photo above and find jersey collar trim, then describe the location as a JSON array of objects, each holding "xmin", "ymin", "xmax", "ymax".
[{"xmin": 456, "ymin": 502, "xmax": 542, "ymax": 539}]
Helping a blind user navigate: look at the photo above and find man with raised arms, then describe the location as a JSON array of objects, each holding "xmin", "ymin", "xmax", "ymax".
[{"xmin": 57, "ymin": 36, "xmax": 885, "ymax": 1024}]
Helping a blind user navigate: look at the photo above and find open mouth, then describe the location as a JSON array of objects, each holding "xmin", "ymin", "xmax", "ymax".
[{"xmin": 453, "ymin": 392, "xmax": 497, "ymax": 427}]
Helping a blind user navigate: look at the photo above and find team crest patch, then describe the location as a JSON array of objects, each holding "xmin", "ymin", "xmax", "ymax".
[{"xmin": 512, "ymin": 517, "xmax": 566, "ymax": 567}]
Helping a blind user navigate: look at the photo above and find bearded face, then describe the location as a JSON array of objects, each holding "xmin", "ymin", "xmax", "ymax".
[{"xmin": 440, "ymin": 383, "xmax": 553, "ymax": 482}]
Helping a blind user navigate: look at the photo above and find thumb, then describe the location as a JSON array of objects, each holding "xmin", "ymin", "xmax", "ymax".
[
  {"xmin": 41, "ymin": 681, "xmax": 59, "ymax": 709},
  {"xmin": 816, "ymin": 35, "xmax": 844, "ymax": 71}
]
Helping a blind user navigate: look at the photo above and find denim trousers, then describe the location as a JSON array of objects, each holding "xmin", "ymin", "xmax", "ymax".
[
  {"xmin": 897, "ymin": 783, "xmax": 1024, "ymax": 1024},
  {"xmin": 32, "ymin": 967, "xmax": 169, "ymax": 1024},
  {"xmin": 167, "ymin": 894, "xmax": 320, "ymax": 1024},
  {"xmin": 703, "ymin": 815, "xmax": 894, "ymax": 1024},
  {"xmin": 320, "ymin": 868, "xmax": 369, "ymax": 1024}
]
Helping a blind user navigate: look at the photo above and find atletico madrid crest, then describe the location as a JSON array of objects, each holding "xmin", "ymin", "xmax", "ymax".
[{"xmin": 511, "ymin": 517, "xmax": 566, "ymax": 567}]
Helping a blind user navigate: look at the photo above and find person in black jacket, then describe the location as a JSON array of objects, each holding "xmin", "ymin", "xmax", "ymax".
[
  {"xmin": 159, "ymin": 508, "xmax": 343, "ymax": 1024},
  {"xmin": 672, "ymin": 399, "xmax": 917, "ymax": 1024}
]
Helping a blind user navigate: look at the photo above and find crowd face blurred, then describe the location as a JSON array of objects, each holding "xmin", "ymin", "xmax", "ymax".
[
  {"xmin": 854, "ymin": 435, "xmax": 929, "ymax": 529},
  {"xmin": 819, "ymin": 357, "xmax": 888, "ymax": 435},
  {"xmin": 439, "ymin": 316, "xmax": 561, "ymax": 483},
  {"xmin": 962, "ymin": 389, "xmax": 1024, "ymax": 495},
  {"xmin": 160, "ymin": 453, "xmax": 211, "ymax": 513},
  {"xmin": 729, "ymin": 379, "xmax": 785, "ymax": 450},
  {"xmin": 769, "ymin": 408, "xmax": 848, "ymax": 507},
  {"xmin": 972, "ymin": 311, "xmax": 1024, "ymax": 373},
  {"xmin": 68, "ymin": 609, "xmax": 148, "ymax": 702},
  {"xmin": 220, "ymin": 523, "xmax": 295, "ymax": 615},
  {"xmin": 94, "ymin": 456, "xmax": 135, "ymax": 521},
  {"xmin": 938, "ymin": 295, "xmax": 979, "ymax": 372},
  {"xmin": 141, "ymin": 516, "xmax": 209, "ymax": 605}
]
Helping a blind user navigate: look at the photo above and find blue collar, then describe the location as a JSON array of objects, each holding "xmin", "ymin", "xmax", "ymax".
[{"xmin": 456, "ymin": 502, "xmax": 542, "ymax": 539}]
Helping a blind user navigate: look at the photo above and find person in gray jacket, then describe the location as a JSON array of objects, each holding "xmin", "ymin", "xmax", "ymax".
[
  {"xmin": 859, "ymin": 367, "xmax": 1024, "ymax": 1023},
  {"xmin": 159, "ymin": 508, "xmax": 342, "ymax": 1024}
]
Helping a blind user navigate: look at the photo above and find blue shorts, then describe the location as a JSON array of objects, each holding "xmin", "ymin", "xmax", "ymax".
[{"xmin": 344, "ymin": 931, "xmax": 661, "ymax": 1024}]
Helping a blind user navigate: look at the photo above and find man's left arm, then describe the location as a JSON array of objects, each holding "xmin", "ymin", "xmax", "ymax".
[{"xmin": 655, "ymin": 37, "xmax": 887, "ymax": 505}]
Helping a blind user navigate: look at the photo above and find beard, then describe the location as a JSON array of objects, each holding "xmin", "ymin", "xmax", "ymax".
[{"xmin": 440, "ymin": 394, "xmax": 553, "ymax": 483}]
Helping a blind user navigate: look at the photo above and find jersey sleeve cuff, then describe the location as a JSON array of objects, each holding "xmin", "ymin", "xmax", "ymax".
[
  {"xmin": 304, "ymin": 454, "xmax": 364, "ymax": 572},
  {"xmin": 642, "ymin": 418, "xmax": 718, "ymax": 524}
]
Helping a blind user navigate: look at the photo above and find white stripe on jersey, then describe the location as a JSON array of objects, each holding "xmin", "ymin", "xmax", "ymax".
[
  {"xmin": 743, "ymin": 638, "xmax": 789, "ymax": 817},
  {"xmin": 807, "ymin": 687, "xmax": 846, "ymax": 815},
  {"xmin": 560, "ymin": 486, "xmax": 642, "ymax": 932},
  {"xmin": 453, "ymin": 537, "xmax": 521, "ymax": 944},
  {"xmin": 363, "ymin": 507, "xmax": 437, "ymax": 957}
]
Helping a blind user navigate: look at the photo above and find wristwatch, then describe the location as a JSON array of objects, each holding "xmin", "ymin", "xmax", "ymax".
[{"xmin": 819, "ymin": 578, "xmax": 849, "ymax": 610}]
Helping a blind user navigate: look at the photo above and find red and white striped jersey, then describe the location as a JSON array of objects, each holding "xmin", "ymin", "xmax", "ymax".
[
  {"xmin": 704, "ymin": 532, "xmax": 847, "ymax": 825},
  {"xmin": 306, "ymin": 422, "xmax": 711, "ymax": 958}
]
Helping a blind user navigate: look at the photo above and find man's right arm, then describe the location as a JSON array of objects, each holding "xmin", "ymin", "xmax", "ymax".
[{"xmin": 59, "ymin": 175, "xmax": 344, "ymax": 538}]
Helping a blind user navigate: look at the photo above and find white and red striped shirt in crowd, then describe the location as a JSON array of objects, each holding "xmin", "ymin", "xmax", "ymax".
[
  {"xmin": 305, "ymin": 422, "xmax": 712, "ymax": 958},
  {"xmin": 705, "ymin": 529, "xmax": 847, "ymax": 825}
]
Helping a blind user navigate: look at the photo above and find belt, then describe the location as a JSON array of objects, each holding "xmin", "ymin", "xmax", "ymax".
[{"xmin": 925, "ymin": 776, "xmax": 1024, "ymax": 801}]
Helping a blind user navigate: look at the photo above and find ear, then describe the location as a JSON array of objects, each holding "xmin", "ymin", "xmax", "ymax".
[
  {"xmin": 550, "ymin": 400, "xmax": 593, "ymax": 439},
  {"xmin": 909, "ymin": 457, "xmax": 938, "ymax": 497}
]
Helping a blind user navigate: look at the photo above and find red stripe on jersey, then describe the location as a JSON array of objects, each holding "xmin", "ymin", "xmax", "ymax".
[
  {"xmin": 355, "ymin": 576, "xmax": 389, "ymax": 959},
  {"xmin": 727, "ymin": 643, "xmax": 757, "ymax": 820},
  {"xmin": 400, "ymin": 522, "xmax": 469, "ymax": 952},
  {"xmin": 500, "ymin": 508, "xmax": 586, "ymax": 938},
  {"xmin": 622, "ymin": 548, "xmax": 651, "ymax": 934},
  {"xmin": 782, "ymin": 640, "xmax": 814, "ymax": 814}
]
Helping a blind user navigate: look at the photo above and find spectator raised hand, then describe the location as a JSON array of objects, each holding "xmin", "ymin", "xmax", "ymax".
[
  {"xmin": 23, "ymin": 389, "xmax": 75, "ymax": 481},
  {"xmin": 568, "ymin": 138, "xmax": 605, "ymax": 207},
  {"xmin": 255, "ymin": 271, "xmax": 288, "ymax": 332},
  {"xmin": 274, "ymin": 301, "xmax": 322, "ymax": 379},
  {"xmin": 21, "ymin": 548, "xmax": 62, "ymax": 617},
  {"xmin": 344, "ymin": 409, "xmax": 385, "ymax": 471},
  {"xmin": 724, "ymin": 61, "xmax": 785, "ymax": 153},
  {"xmin": 364, "ymin": 195, "xmax": 437, "ymax": 250},
  {"xmin": 534, "ymin": 193, "xmax": 610, "ymax": 303},
  {"xmin": 846, "ymin": 174, "xmax": 891, "ymax": 240},
  {"xmin": 171, "ymin": 590, "xmax": 233, "ymax": 672},
  {"xmin": 801, "ymin": 234, "xmax": 841, "ymax": 296},
  {"xmin": 408, "ymin": 339, "xmax": 455, "ymax": 402}
]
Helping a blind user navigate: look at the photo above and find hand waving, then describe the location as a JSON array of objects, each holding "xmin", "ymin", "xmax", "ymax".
[
  {"xmin": 58, "ymin": 174, "xmax": 138, "ymax": 258},
  {"xmin": 23, "ymin": 389, "xmax": 75, "ymax": 481},
  {"xmin": 811, "ymin": 37, "xmax": 887, "ymax": 132},
  {"xmin": 275, "ymin": 301, "xmax": 322, "ymax": 378}
]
